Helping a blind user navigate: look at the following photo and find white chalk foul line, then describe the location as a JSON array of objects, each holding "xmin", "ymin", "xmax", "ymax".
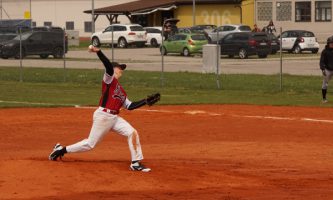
[
  {"xmin": 301, "ymin": 118, "xmax": 333, "ymax": 123},
  {"xmin": 236, "ymin": 115, "xmax": 333, "ymax": 124},
  {"xmin": 141, "ymin": 109, "xmax": 174, "ymax": 113},
  {"xmin": 2, "ymin": 102, "xmax": 331, "ymax": 124},
  {"xmin": 137, "ymin": 108, "xmax": 333, "ymax": 124},
  {"xmin": 0, "ymin": 100, "xmax": 79, "ymax": 107}
]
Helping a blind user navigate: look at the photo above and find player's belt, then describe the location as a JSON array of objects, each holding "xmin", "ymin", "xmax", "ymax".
[{"xmin": 98, "ymin": 107, "xmax": 119, "ymax": 115}]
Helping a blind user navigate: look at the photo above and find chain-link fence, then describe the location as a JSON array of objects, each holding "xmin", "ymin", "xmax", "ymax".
[{"xmin": 0, "ymin": 26, "xmax": 324, "ymax": 92}]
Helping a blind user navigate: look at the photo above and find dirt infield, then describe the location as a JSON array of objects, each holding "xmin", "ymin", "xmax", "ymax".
[{"xmin": 1, "ymin": 105, "xmax": 333, "ymax": 200}]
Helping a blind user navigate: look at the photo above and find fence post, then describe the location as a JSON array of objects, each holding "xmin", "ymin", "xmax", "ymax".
[
  {"xmin": 216, "ymin": 29, "xmax": 221, "ymax": 89},
  {"xmin": 161, "ymin": 25, "xmax": 165, "ymax": 87},
  {"xmin": 111, "ymin": 25, "xmax": 114, "ymax": 62},
  {"xmin": 19, "ymin": 27, "xmax": 23, "ymax": 82},
  {"xmin": 63, "ymin": 27, "xmax": 66, "ymax": 82},
  {"xmin": 279, "ymin": 27, "xmax": 283, "ymax": 91}
]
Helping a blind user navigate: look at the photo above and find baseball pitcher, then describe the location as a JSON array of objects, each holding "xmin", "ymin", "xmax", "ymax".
[{"xmin": 49, "ymin": 46, "xmax": 160, "ymax": 172}]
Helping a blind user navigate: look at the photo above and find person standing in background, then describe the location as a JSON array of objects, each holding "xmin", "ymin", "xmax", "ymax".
[
  {"xmin": 320, "ymin": 36, "xmax": 333, "ymax": 103},
  {"xmin": 266, "ymin": 20, "xmax": 276, "ymax": 34},
  {"xmin": 252, "ymin": 24, "xmax": 261, "ymax": 32}
]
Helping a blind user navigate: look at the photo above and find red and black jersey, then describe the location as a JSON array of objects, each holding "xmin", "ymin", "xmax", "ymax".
[
  {"xmin": 98, "ymin": 74, "xmax": 127, "ymax": 112},
  {"xmin": 96, "ymin": 50, "xmax": 147, "ymax": 112}
]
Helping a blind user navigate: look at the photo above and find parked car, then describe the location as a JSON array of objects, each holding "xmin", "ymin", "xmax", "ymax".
[
  {"xmin": 191, "ymin": 24, "xmax": 217, "ymax": 39},
  {"xmin": 278, "ymin": 30, "xmax": 319, "ymax": 54},
  {"xmin": 178, "ymin": 25, "xmax": 217, "ymax": 40},
  {"xmin": 163, "ymin": 18, "xmax": 180, "ymax": 40},
  {"xmin": 91, "ymin": 24, "xmax": 146, "ymax": 48},
  {"xmin": 267, "ymin": 33, "xmax": 280, "ymax": 54},
  {"xmin": 218, "ymin": 32, "xmax": 271, "ymax": 59},
  {"xmin": 160, "ymin": 33, "xmax": 208, "ymax": 56},
  {"xmin": 0, "ymin": 26, "xmax": 31, "ymax": 43},
  {"xmin": 0, "ymin": 27, "xmax": 68, "ymax": 59},
  {"xmin": 192, "ymin": 24, "xmax": 217, "ymax": 31},
  {"xmin": 144, "ymin": 26, "xmax": 162, "ymax": 47},
  {"xmin": 178, "ymin": 27, "xmax": 193, "ymax": 34},
  {"xmin": 207, "ymin": 24, "xmax": 251, "ymax": 43},
  {"xmin": 32, "ymin": 26, "xmax": 64, "ymax": 33}
]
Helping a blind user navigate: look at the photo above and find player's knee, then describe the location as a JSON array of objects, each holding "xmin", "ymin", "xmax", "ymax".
[
  {"xmin": 87, "ymin": 139, "xmax": 97, "ymax": 150},
  {"xmin": 128, "ymin": 130, "xmax": 139, "ymax": 141},
  {"xmin": 128, "ymin": 129, "xmax": 137, "ymax": 136}
]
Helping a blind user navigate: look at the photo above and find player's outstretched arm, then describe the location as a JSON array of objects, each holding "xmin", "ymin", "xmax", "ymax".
[
  {"xmin": 88, "ymin": 45, "xmax": 114, "ymax": 76},
  {"xmin": 127, "ymin": 93, "xmax": 161, "ymax": 110},
  {"xmin": 127, "ymin": 99, "xmax": 147, "ymax": 110}
]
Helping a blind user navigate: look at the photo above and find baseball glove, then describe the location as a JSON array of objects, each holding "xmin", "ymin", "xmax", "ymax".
[{"xmin": 146, "ymin": 93, "xmax": 161, "ymax": 106}]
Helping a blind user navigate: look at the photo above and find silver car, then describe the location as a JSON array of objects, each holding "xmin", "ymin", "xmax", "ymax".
[{"xmin": 207, "ymin": 24, "xmax": 251, "ymax": 43}]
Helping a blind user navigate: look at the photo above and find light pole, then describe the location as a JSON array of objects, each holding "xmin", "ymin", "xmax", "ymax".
[
  {"xmin": 30, "ymin": 0, "xmax": 32, "ymax": 27},
  {"xmin": 192, "ymin": 0, "xmax": 196, "ymax": 26},
  {"xmin": 91, "ymin": 0, "xmax": 95, "ymax": 33},
  {"xmin": 1, "ymin": 0, "xmax": 3, "ymax": 20}
]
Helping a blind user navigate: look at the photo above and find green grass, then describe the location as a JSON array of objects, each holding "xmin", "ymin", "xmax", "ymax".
[
  {"xmin": 68, "ymin": 40, "xmax": 91, "ymax": 50},
  {"xmin": 0, "ymin": 67, "xmax": 329, "ymax": 108}
]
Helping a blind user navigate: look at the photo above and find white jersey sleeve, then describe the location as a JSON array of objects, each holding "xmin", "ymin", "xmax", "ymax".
[
  {"xmin": 103, "ymin": 72, "xmax": 114, "ymax": 84},
  {"xmin": 123, "ymin": 97, "xmax": 132, "ymax": 109}
]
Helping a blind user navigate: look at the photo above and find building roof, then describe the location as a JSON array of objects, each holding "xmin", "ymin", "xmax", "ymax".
[{"xmin": 84, "ymin": 0, "xmax": 242, "ymax": 15}]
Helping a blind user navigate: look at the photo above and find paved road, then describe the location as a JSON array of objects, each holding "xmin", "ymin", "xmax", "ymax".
[{"xmin": 0, "ymin": 47, "xmax": 323, "ymax": 76}]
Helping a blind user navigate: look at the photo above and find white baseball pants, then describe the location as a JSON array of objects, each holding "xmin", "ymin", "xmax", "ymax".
[
  {"xmin": 322, "ymin": 69, "xmax": 333, "ymax": 90},
  {"xmin": 66, "ymin": 107, "xmax": 144, "ymax": 161}
]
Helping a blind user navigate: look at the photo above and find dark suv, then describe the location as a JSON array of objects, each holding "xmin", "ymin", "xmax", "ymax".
[
  {"xmin": 0, "ymin": 26, "xmax": 31, "ymax": 43},
  {"xmin": 0, "ymin": 26, "xmax": 68, "ymax": 59},
  {"xmin": 218, "ymin": 32, "xmax": 271, "ymax": 59}
]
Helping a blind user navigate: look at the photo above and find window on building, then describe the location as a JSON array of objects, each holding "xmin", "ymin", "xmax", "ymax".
[
  {"xmin": 276, "ymin": 1, "xmax": 292, "ymax": 21},
  {"xmin": 295, "ymin": 2, "xmax": 311, "ymax": 22},
  {"xmin": 315, "ymin": 1, "xmax": 332, "ymax": 21},
  {"xmin": 257, "ymin": 2, "xmax": 273, "ymax": 21},
  {"xmin": 84, "ymin": 21, "xmax": 92, "ymax": 32},
  {"xmin": 66, "ymin": 21, "xmax": 74, "ymax": 30},
  {"xmin": 44, "ymin": 21, "xmax": 52, "ymax": 26},
  {"xmin": 32, "ymin": 21, "xmax": 36, "ymax": 27}
]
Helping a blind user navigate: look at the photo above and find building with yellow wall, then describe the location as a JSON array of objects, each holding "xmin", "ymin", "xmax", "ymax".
[
  {"xmin": 241, "ymin": 0, "xmax": 255, "ymax": 28},
  {"xmin": 88, "ymin": 0, "xmax": 255, "ymax": 29},
  {"xmin": 174, "ymin": 4, "xmax": 245, "ymax": 27}
]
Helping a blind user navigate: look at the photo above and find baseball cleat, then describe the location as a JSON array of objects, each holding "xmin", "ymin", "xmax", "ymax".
[
  {"xmin": 49, "ymin": 143, "xmax": 65, "ymax": 161},
  {"xmin": 322, "ymin": 99, "xmax": 328, "ymax": 103},
  {"xmin": 130, "ymin": 162, "xmax": 151, "ymax": 172}
]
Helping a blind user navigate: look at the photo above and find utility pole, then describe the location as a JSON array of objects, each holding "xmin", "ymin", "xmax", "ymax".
[
  {"xmin": 91, "ymin": 0, "xmax": 95, "ymax": 33},
  {"xmin": 192, "ymin": 0, "xmax": 196, "ymax": 26},
  {"xmin": 1, "ymin": 0, "xmax": 3, "ymax": 20},
  {"xmin": 30, "ymin": 0, "xmax": 32, "ymax": 27}
]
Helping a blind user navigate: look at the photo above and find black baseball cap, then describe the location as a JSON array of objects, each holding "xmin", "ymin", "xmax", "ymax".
[
  {"xmin": 111, "ymin": 62, "xmax": 126, "ymax": 70},
  {"xmin": 327, "ymin": 36, "xmax": 333, "ymax": 44}
]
